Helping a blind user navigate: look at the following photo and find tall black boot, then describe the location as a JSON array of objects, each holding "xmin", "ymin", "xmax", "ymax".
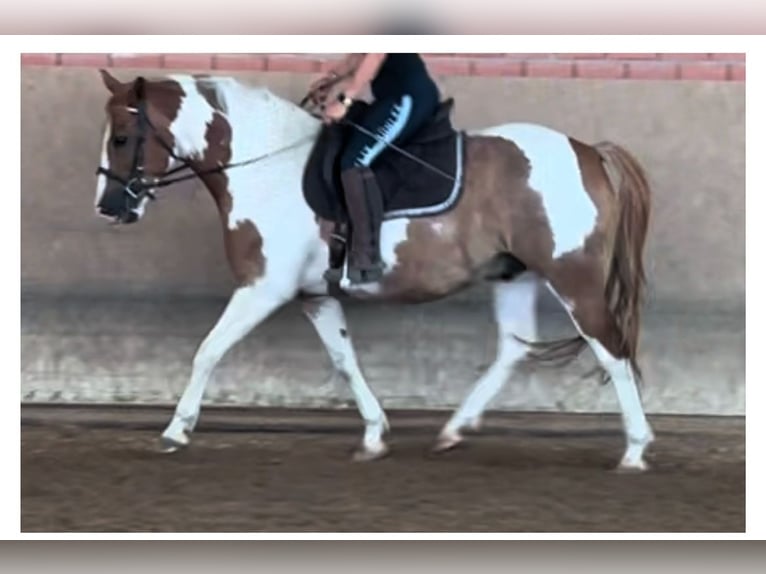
[{"xmin": 341, "ymin": 166, "xmax": 385, "ymax": 284}]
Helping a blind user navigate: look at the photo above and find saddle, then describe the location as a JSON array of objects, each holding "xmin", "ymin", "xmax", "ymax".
[{"xmin": 302, "ymin": 98, "xmax": 466, "ymax": 279}]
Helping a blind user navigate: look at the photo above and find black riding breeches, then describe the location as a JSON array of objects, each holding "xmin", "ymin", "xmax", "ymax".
[{"xmin": 339, "ymin": 92, "xmax": 438, "ymax": 171}]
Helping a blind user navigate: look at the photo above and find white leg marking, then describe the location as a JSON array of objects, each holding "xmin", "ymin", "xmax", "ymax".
[
  {"xmin": 546, "ymin": 283, "xmax": 654, "ymax": 471},
  {"xmin": 161, "ymin": 283, "xmax": 287, "ymax": 450},
  {"xmin": 437, "ymin": 273, "xmax": 540, "ymax": 450},
  {"xmin": 477, "ymin": 123, "xmax": 598, "ymax": 258},
  {"xmin": 587, "ymin": 340, "xmax": 654, "ymax": 471},
  {"xmin": 302, "ymin": 296, "xmax": 389, "ymax": 460}
]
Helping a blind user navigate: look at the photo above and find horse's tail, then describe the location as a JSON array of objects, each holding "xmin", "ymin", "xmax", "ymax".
[
  {"xmin": 595, "ymin": 140, "xmax": 652, "ymax": 382},
  {"xmin": 519, "ymin": 140, "xmax": 651, "ymax": 384}
]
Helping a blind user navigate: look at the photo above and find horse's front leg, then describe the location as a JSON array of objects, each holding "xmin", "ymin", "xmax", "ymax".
[{"xmin": 160, "ymin": 282, "xmax": 290, "ymax": 451}]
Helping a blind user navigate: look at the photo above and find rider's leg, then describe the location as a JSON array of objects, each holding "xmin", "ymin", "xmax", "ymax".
[{"xmin": 338, "ymin": 95, "xmax": 414, "ymax": 284}]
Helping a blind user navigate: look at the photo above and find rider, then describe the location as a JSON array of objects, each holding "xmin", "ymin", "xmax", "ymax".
[{"xmin": 312, "ymin": 53, "xmax": 440, "ymax": 284}]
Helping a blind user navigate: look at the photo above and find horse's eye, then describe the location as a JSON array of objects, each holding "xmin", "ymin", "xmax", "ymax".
[{"xmin": 112, "ymin": 135, "xmax": 128, "ymax": 148}]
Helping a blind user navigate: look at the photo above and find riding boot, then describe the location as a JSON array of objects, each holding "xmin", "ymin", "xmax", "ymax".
[{"xmin": 341, "ymin": 166, "xmax": 386, "ymax": 284}]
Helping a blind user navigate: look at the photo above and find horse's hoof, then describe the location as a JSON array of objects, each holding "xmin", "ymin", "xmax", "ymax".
[
  {"xmin": 432, "ymin": 432, "xmax": 463, "ymax": 453},
  {"xmin": 352, "ymin": 442, "xmax": 389, "ymax": 462},
  {"xmin": 614, "ymin": 459, "xmax": 649, "ymax": 473},
  {"xmin": 159, "ymin": 435, "xmax": 188, "ymax": 454}
]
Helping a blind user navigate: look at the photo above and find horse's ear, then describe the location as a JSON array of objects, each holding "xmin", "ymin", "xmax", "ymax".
[
  {"xmin": 99, "ymin": 69, "xmax": 122, "ymax": 94},
  {"xmin": 133, "ymin": 76, "xmax": 146, "ymax": 101}
]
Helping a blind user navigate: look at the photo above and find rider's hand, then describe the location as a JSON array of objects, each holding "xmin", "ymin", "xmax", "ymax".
[
  {"xmin": 322, "ymin": 100, "xmax": 349, "ymax": 124},
  {"xmin": 308, "ymin": 73, "xmax": 338, "ymax": 105},
  {"xmin": 310, "ymin": 71, "xmax": 337, "ymax": 90}
]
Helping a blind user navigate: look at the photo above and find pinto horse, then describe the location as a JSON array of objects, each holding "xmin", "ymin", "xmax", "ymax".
[{"xmin": 94, "ymin": 69, "xmax": 654, "ymax": 471}]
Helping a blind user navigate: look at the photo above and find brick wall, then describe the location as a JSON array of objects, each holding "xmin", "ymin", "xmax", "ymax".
[{"xmin": 21, "ymin": 52, "xmax": 745, "ymax": 81}]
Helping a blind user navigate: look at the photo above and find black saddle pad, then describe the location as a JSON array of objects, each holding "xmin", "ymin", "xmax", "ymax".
[{"xmin": 302, "ymin": 98, "xmax": 465, "ymax": 223}]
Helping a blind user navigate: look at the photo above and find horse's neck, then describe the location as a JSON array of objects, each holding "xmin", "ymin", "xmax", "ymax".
[
  {"xmin": 167, "ymin": 78, "xmax": 321, "ymax": 223},
  {"xmin": 215, "ymin": 82, "xmax": 320, "ymax": 162},
  {"xmin": 167, "ymin": 76, "xmax": 320, "ymax": 165}
]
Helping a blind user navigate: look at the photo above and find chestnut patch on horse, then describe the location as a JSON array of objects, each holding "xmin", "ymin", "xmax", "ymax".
[
  {"xmin": 199, "ymin": 111, "xmax": 234, "ymax": 213},
  {"xmin": 188, "ymin": 84, "xmax": 266, "ymax": 286},
  {"xmin": 226, "ymin": 220, "xmax": 266, "ymax": 285},
  {"xmin": 376, "ymin": 135, "xmax": 556, "ymax": 300}
]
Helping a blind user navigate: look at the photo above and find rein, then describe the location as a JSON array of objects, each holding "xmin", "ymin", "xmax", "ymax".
[{"xmin": 96, "ymin": 96, "xmax": 316, "ymax": 203}]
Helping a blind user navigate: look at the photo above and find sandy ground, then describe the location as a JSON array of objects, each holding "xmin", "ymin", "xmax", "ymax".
[{"xmin": 21, "ymin": 406, "xmax": 744, "ymax": 532}]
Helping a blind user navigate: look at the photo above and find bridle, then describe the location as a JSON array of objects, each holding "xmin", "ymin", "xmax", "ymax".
[{"xmin": 96, "ymin": 81, "xmax": 315, "ymax": 214}]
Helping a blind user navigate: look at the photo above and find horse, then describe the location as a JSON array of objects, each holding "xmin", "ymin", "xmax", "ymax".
[{"xmin": 94, "ymin": 68, "xmax": 655, "ymax": 472}]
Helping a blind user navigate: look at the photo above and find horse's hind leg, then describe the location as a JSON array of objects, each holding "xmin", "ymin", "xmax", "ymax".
[
  {"xmin": 546, "ymin": 281, "xmax": 654, "ymax": 472},
  {"xmin": 301, "ymin": 295, "xmax": 389, "ymax": 461},
  {"xmin": 435, "ymin": 272, "xmax": 541, "ymax": 451},
  {"xmin": 160, "ymin": 283, "xmax": 288, "ymax": 452}
]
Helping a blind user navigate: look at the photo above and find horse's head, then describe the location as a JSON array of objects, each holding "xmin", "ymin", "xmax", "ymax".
[{"xmin": 95, "ymin": 69, "xmax": 182, "ymax": 224}]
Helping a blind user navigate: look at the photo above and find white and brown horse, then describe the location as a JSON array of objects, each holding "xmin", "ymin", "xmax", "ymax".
[{"xmin": 94, "ymin": 69, "xmax": 654, "ymax": 471}]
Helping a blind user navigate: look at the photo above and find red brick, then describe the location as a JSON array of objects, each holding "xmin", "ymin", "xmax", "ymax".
[
  {"xmin": 424, "ymin": 57, "xmax": 473, "ymax": 76},
  {"xmin": 214, "ymin": 54, "xmax": 267, "ymax": 71},
  {"xmin": 111, "ymin": 53, "xmax": 163, "ymax": 69},
  {"xmin": 729, "ymin": 64, "xmax": 746, "ymax": 81},
  {"xmin": 525, "ymin": 60, "xmax": 574, "ymax": 78},
  {"xmin": 679, "ymin": 62, "xmax": 728, "ymax": 81},
  {"xmin": 21, "ymin": 53, "xmax": 58, "ymax": 66},
  {"xmin": 626, "ymin": 61, "xmax": 679, "ymax": 80},
  {"xmin": 471, "ymin": 58, "xmax": 524, "ymax": 77},
  {"xmin": 162, "ymin": 54, "xmax": 215, "ymax": 70},
  {"xmin": 710, "ymin": 53, "xmax": 746, "ymax": 61},
  {"xmin": 265, "ymin": 54, "xmax": 321, "ymax": 73},
  {"xmin": 658, "ymin": 53, "xmax": 709, "ymax": 61},
  {"xmin": 59, "ymin": 53, "xmax": 110, "ymax": 67},
  {"xmin": 575, "ymin": 60, "xmax": 626, "ymax": 79},
  {"xmin": 508, "ymin": 53, "xmax": 552, "ymax": 60},
  {"xmin": 452, "ymin": 53, "xmax": 507, "ymax": 58},
  {"xmin": 554, "ymin": 53, "xmax": 606, "ymax": 60},
  {"xmin": 606, "ymin": 53, "xmax": 659, "ymax": 60}
]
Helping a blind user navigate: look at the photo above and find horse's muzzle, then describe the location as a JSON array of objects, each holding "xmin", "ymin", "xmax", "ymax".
[
  {"xmin": 119, "ymin": 211, "xmax": 139, "ymax": 224},
  {"xmin": 95, "ymin": 203, "xmax": 139, "ymax": 225}
]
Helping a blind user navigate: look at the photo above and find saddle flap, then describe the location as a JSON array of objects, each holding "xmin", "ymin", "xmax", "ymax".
[{"xmin": 406, "ymin": 98, "xmax": 456, "ymax": 145}]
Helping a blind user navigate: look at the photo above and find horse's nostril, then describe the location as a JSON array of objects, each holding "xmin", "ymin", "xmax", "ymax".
[{"xmin": 95, "ymin": 205, "xmax": 115, "ymax": 220}]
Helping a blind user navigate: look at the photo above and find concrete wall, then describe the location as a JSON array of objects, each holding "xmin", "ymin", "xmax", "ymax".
[{"xmin": 20, "ymin": 55, "xmax": 746, "ymax": 415}]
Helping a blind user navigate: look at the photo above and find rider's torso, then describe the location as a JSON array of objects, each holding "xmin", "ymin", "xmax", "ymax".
[{"xmin": 370, "ymin": 53, "xmax": 437, "ymax": 100}]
